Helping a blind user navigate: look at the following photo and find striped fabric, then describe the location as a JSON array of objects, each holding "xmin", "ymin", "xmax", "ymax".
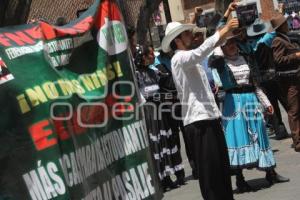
[{"xmin": 143, "ymin": 102, "xmax": 184, "ymax": 180}]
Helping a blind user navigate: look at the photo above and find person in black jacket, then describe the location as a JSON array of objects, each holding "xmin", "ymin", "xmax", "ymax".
[
  {"xmin": 135, "ymin": 45, "xmax": 185, "ymax": 191},
  {"xmin": 271, "ymin": 15, "xmax": 300, "ymax": 152},
  {"xmin": 247, "ymin": 19, "xmax": 289, "ymax": 140}
]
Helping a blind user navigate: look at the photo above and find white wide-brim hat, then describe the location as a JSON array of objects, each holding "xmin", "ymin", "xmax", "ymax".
[{"xmin": 162, "ymin": 22, "xmax": 195, "ymax": 53}]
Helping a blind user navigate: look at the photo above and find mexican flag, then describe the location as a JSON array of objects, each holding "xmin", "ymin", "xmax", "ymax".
[{"xmin": 0, "ymin": 0, "xmax": 162, "ymax": 199}]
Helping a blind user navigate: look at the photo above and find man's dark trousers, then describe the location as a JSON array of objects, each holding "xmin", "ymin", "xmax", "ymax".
[{"xmin": 184, "ymin": 119, "xmax": 234, "ymax": 200}]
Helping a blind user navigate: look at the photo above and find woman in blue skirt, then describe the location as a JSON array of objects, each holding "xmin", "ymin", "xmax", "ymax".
[{"xmin": 209, "ymin": 37, "xmax": 289, "ymax": 193}]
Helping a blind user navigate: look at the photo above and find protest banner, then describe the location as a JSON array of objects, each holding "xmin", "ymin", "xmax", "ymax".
[{"xmin": 0, "ymin": 0, "xmax": 162, "ymax": 199}]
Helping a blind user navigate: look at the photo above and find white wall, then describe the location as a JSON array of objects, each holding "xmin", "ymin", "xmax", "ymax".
[
  {"xmin": 273, "ymin": 0, "xmax": 279, "ymax": 10},
  {"xmin": 168, "ymin": 0, "xmax": 185, "ymax": 22}
]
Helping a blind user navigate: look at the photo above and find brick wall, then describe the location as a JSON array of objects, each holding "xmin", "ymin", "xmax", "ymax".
[
  {"xmin": 120, "ymin": 0, "xmax": 144, "ymax": 27},
  {"xmin": 183, "ymin": 1, "xmax": 215, "ymax": 23},
  {"xmin": 27, "ymin": 0, "xmax": 94, "ymax": 24},
  {"xmin": 27, "ymin": 0, "xmax": 145, "ymax": 27},
  {"xmin": 183, "ymin": 0, "xmax": 214, "ymax": 10},
  {"xmin": 182, "ymin": 0, "xmax": 279, "ymax": 22},
  {"xmin": 260, "ymin": 0, "xmax": 279, "ymax": 20},
  {"xmin": 26, "ymin": 0, "xmax": 278, "ymax": 27}
]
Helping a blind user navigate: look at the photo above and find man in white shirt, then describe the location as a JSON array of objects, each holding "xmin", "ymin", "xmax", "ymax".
[{"xmin": 161, "ymin": 18, "xmax": 238, "ymax": 200}]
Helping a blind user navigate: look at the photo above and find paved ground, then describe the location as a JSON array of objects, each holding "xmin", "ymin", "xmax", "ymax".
[{"xmin": 164, "ymin": 106, "xmax": 300, "ymax": 200}]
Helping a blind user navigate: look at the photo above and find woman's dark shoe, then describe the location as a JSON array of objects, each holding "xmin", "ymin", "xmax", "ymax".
[
  {"xmin": 176, "ymin": 177, "xmax": 186, "ymax": 186},
  {"xmin": 236, "ymin": 179, "xmax": 253, "ymax": 193},
  {"xmin": 236, "ymin": 171, "xmax": 253, "ymax": 193},
  {"xmin": 175, "ymin": 170, "xmax": 186, "ymax": 185},
  {"xmin": 275, "ymin": 132, "xmax": 289, "ymax": 140},
  {"xmin": 162, "ymin": 176, "xmax": 178, "ymax": 192},
  {"xmin": 275, "ymin": 124, "xmax": 289, "ymax": 140},
  {"xmin": 266, "ymin": 170, "xmax": 290, "ymax": 185}
]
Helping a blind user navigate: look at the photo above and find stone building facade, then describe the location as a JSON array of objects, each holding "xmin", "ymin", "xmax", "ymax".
[
  {"xmin": 27, "ymin": 0, "xmax": 94, "ymax": 24},
  {"xmin": 0, "ymin": 0, "xmax": 95, "ymax": 27},
  {"xmin": 184, "ymin": 0, "xmax": 214, "ymax": 10},
  {"xmin": 182, "ymin": 0, "xmax": 281, "ymax": 22}
]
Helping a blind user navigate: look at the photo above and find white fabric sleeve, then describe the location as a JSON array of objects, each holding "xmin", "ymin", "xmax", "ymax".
[
  {"xmin": 255, "ymin": 87, "xmax": 271, "ymax": 109},
  {"xmin": 139, "ymin": 92, "xmax": 146, "ymax": 105},
  {"xmin": 178, "ymin": 32, "xmax": 220, "ymax": 67}
]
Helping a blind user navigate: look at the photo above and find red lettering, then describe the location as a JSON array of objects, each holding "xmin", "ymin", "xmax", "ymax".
[
  {"xmin": 73, "ymin": 17, "xmax": 94, "ymax": 33},
  {"xmin": 127, "ymin": 104, "xmax": 134, "ymax": 112},
  {"xmin": 0, "ymin": 34, "xmax": 11, "ymax": 46},
  {"xmin": 72, "ymin": 112, "xmax": 86, "ymax": 135},
  {"xmin": 25, "ymin": 26, "xmax": 42, "ymax": 40},
  {"xmin": 80, "ymin": 106, "xmax": 90, "ymax": 125},
  {"xmin": 40, "ymin": 22, "xmax": 57, "ymax": 40},
  {"xmin": 114, "ymin": 103, "xmax": 125, "ymax": 117},
  {"xmin": 106, "ymin": 95, "xmax": 117, "ymax": 107},
  {"xmin": 124, "ymin": 96, "xmax": 134, "ymax": 111},
  {"xmin": 90, "ymin": 105, "xmax": 106, "ymax": 124},
  {"xmin": 52, "ymin": 112, "xmax": 87, "ymax": 141},
  {"xmin": 56, "ymin": 28, "xmax": 78, "ymax": 37},
  {"xmin": 56, "ymin": 16, "xmax": 94, "ymax": 37},
  {"xmin": 124, "ymin": 96, "xmax": 132, "ymax": 102},
  {"xmin": 52, "ymin": 118, "xmax": 70, "ymax": 141},
  {"xmin": 29, "ymin": 120, "xmax": 57, "ymax": 151},
  {"xmin": 107, "ymin": 95, "xmax": 134, "ymax": 117},
  {"xmin": 4, "ymin": 32, "xmax": 35, "ymax": 45},
  {"xmin": 76, "ymin": 104, "xmax": 107, "ymax": 127}
]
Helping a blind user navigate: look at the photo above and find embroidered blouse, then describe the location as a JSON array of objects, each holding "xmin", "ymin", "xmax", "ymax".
[{"xmin": 210, "ymin": 53, "xmax": 271, "ymax": 109}]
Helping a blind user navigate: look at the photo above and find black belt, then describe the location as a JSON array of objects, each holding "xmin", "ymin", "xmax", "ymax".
[{"xmin": 226, "ymin": 86, "xmax": 255, "ymax": 94}]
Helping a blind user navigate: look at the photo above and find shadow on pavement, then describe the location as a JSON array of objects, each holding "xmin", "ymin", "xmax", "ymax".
[
  {"xmin": 233, "ymin": 178, "xmax": 271, "ymax": 194},
  {"xmin": 272, "ymin": 149, "xmax": 280, "ymax": 153},
  {"xmin": 185, "ymin": 175, "xmax": 196, "ymax": 182},
  {"xmin": 269, "ymin": 135, "xmax": 292, "ymax": 140}
]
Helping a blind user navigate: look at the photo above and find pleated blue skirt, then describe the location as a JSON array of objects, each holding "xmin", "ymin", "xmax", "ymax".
[{"xmin": 222, "ymin": 92, "xmax": 276, "ymax": 170}]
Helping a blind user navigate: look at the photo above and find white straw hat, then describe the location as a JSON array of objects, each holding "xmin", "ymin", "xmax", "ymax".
[{"xmin": 161, "ymin": 22, "xmax": 195, "ymax": 53}]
